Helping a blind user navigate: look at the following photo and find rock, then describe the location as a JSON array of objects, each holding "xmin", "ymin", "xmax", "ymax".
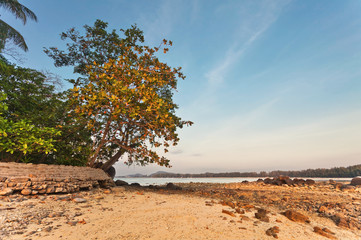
[
  {"xmin": 0, "ymin": 188, "xmax": 13, "ymax": 196},
  {"xmin": 305, "ymin": 179, "xmax": 315, "ymax": 185},
  {"xmin": 46, "ymin": 186, "xmax": 55, "ymax": 193},
  {"xmin": 73, "ymin": 198, "xmax": 87, "ymax": 203},
  {"xmin": 329, "ymin": 179, "xmax": 336, "ymax": 184},
  {"xmin": 293, "ymin": 178, "xmax": 306, "ymax": 185},
  {"xmin": 350, "ymin": 177, "xmax": 361, "ymax": 186},
  {"xmin": 322, "ymin": 228, "xmax": 335, "ymax": 235},
  {"xmin": 256, "ymin": 179, "xmax": 264, "ymax": 183},
  {"xmin": 341, "ymin": 185, "xmax": 355, "ymax": 192},
  {"xmin": 166, "ymin": 183, "xmax": 182, "ymax": 190},
  {"xmin": 103, "ymin": 189, "xmax": 111, "ymax": 194},
  {"xmin": 240, "ymin": 215, "xmax": 251, "ymax": 221},
  {"xmin": 318, "ymin": 205, "xmax": 328, "ymax": 213},
  {"xmin": 264, "ymin": 178, "xmax": 273, "ymax": 184},
  {"xmin": 130, "ymin": 183, "xmax": 141, "ymax": 187},
  {"xmin": 105, "ymin": 166, "xmax": 116, "ymax": 179},
  {"xmin": 67, "ymin": 221, "xmax": 77, "ymax": 226},
  {"xmin": 242, "ymin": 204, "xmax": 255, "ymax": 209},
  {"xmin": 235, "ymin": 208, "xmax": 245, "ymax": 214},
  {"xmin": 21, "ymin": 188, "xmax": 32, "ymax": 195},
  {"xmin": 313, "ymin": 226, "xmax": 336, "ymax": 239},
  {"xmin": 269, "ymin": 176, "xmax": 293, "ymax": 186},
  {"xmin": 219, "ymin": 200, "xmax": 235, "ymax": 208},
  {"xmin": 266, "ymin": 226, "xmax": 280, "ymax": 238},
  {"xmin": 222, "ymin": 209, "xmax": 236, "ymax": 217},
  {"xmin": 331, "ymin": 214, "xmax": 345, "ymax": 227},
  {"xmin": 115, "ymin": 180, "xmax": 128, "ymax": 186},
  {"xmin": 334, "ymin": 183, "xmax": 343, "ymax": 190},
  {"xmin": 282, "ymin": 210, "xmax": 310, "ymax": 223},
  {"xmin": 255, "ymin": 208, "xmax": 269, "ymax": 222}
]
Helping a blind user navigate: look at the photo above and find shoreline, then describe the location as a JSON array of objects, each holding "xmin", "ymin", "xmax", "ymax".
[{"xmin": 1, "ymin": 181, "xmax": 361, "ymax": 239}]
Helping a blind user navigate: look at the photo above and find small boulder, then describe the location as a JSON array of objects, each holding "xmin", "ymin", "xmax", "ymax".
[
  {"xmin": 222, "ymin": 209, "xmax": 236, "ymax": 217},
  {"xmin": 255, "ymin": 208, "xmax": 269, "ymax": 222},
  {"xmin": 313, "ymin": 226, "xmax": 336, "ymax": 239},
  {"xmin": 293, "ymin": 178, "xmax": 306, "ymax": 185},
  {"xmin": 283, "ymin": 210, "xmax": 310, "ymax": 223},
  {"xmin": 350, "ymin": 177, "xmax": 361, "ymax": 186},
  {"xmin": 329, "ymin": 179, "xmax": 336, "ymax": 184},
  {"xmin": 305, "ymin": 179, "xmax": 315, "ymax": 185},
  {"xmin": 334, "ymin": 183, "xmax": 343, "ymax": 190},
  {"xmin": 0, "ymin": 188, "xmax": 13, "ymax": 196},
  {"xmin": 264, "ymin": 178, "xmax": 273, "ymax": 184},
  {"xmin": 115, "ymin": 180, "xmax": 129, "ymax": 186},
  {"xmin": 331, "ymin": 214, "xmax": 350, "ymax": 229},
  {"xmin": 105, "ymin": 166, "xmax": 116, "ymax": 179},
  {"xmin": 318, "ymin": 205, "xmax": 328, "ymax": 213},
  {"xmin": 166, "ymin": 183, "xmax": 182, "ymax": 190},
  {"xmin": 21, "ymin": 188, "xmax": 32, "ymax": 195},
  {"xmin": 73, "ymin": 198, "xmax": 87, "ymax": 203},
  {"xmin": 341, "ymin": 185, "xmax": 355, "ymax": 192},
  {"xmin": 272, "ymin": 176, "xmax": 292, "ymax": 185},
  {"xmin": 266, "ymin": 226, "xmax": 280, "ymax": 238}
]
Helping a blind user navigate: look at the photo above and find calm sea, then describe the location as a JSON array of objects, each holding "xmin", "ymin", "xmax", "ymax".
[{"xmin": 114, "ymin": 177, "xmax": 352, "ymax": 186}]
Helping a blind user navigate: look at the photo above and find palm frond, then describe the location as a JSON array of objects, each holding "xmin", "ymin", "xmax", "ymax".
[
  {"xmin": 0, "ymin": 0, "xmax": 37, "ymax": 25},
  {"xmin": 0, "ymin": 19, "xmax": 28, "ymax": 51}
]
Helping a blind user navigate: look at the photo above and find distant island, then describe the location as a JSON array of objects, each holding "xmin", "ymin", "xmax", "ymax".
[{"xmin": 119, "ymin": 164, "xmax": 361, "ymax": 178}]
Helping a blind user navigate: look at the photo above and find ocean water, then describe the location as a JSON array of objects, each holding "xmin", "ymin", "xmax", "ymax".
[{"xmin": 114, "ymin": 177, "xmax": 352, "ymax": 186}]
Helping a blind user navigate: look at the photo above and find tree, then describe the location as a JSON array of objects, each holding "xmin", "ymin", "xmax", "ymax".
[
  {"xmin": 44, "ymin": 20, "xmax": 144, "ymax": 76},
  {"xmin": 0, "ymin": 57, "xmax": 92, "ymax": 165},
  {"xmin": 0, "ymin": 0, "xmax": 37, "ymax": 52},
  {"xmin": 45, "ymin": 20, "xmax": 192, "ymax": 171},
  {"xmin": 0, "ymin": 93, "xmax": 60, "ymax": 161}
]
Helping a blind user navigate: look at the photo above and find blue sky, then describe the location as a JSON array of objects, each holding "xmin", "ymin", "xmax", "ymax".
[{"xmin": 2, "ymin": 0, "xmax": 361, "ymax": 175}]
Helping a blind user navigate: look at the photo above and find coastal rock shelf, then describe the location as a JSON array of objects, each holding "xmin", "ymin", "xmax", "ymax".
[{"xmin": 0, "ymin": 162, "xmax": 114, "ymax": 195}]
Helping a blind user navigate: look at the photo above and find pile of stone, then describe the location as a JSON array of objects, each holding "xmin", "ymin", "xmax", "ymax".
[
  {"xmin": 0, "ymin": 162, "xmax": 114, "ymax": 196},
  {"xmin": 0, "ymin": 177, "xmax": 113, "ymax": 196},
  {"xmin": 257, "ymin": 176, "xmax": 316, "ymax": 186}
]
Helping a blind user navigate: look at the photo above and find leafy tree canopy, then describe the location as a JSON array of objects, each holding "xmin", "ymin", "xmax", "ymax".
[
  {"xmin": 0, "ymin": 58, "xmax": 91, "ymax": 165},
  {"xmin": 0, "ymin": 92, "xmax": 60, "ymax": 161},
  {"xmin": 46, "ymin": 20, "xmax": 192, "ymax": 170}
]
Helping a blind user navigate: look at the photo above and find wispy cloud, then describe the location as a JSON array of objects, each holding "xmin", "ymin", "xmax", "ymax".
[
  {"xmin": 139, "ymin": 0, "xmax": 181, "ymax": 44},
  {"xmin": 170, "ymin": 149, "xmax": 183, "ymax": 155},
  {"xmin": 206, "ymin": 0, "xmax": 291, "ymax": 87}
]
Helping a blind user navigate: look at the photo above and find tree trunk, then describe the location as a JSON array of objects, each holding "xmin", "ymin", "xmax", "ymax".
[{"xmin": 101, "ymin": 148, "xmax": 126, "ymax": 171}]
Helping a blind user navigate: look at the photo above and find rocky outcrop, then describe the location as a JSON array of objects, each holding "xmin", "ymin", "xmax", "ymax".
[{"xmin": 258, "ymin": 176, "xmax": 316, "ymax": 186}]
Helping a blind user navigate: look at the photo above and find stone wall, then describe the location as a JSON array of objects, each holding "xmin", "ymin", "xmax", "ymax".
[{"xmin": 0, "ymin": 162, "xmax": 114, "ymax": 196}]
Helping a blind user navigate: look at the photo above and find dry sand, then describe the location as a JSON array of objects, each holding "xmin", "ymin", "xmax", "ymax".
[{"xmin": 1, "ymin": 183, "xmax": 361, "ymax": 240}]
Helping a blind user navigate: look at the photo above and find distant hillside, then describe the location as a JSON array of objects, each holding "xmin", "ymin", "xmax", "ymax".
[
  {"xmin": 148, "ymin": 164, "xmax": 361, "ymax": 178},
  {"xmin": 122, "ymin": 173, "xmax": 147, "ymax": 178}
]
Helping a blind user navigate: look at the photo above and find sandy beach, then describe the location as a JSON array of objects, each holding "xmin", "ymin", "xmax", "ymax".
[{"xmin": 1, "ymin": 181, "xmax": 361, "ymax": 240}]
